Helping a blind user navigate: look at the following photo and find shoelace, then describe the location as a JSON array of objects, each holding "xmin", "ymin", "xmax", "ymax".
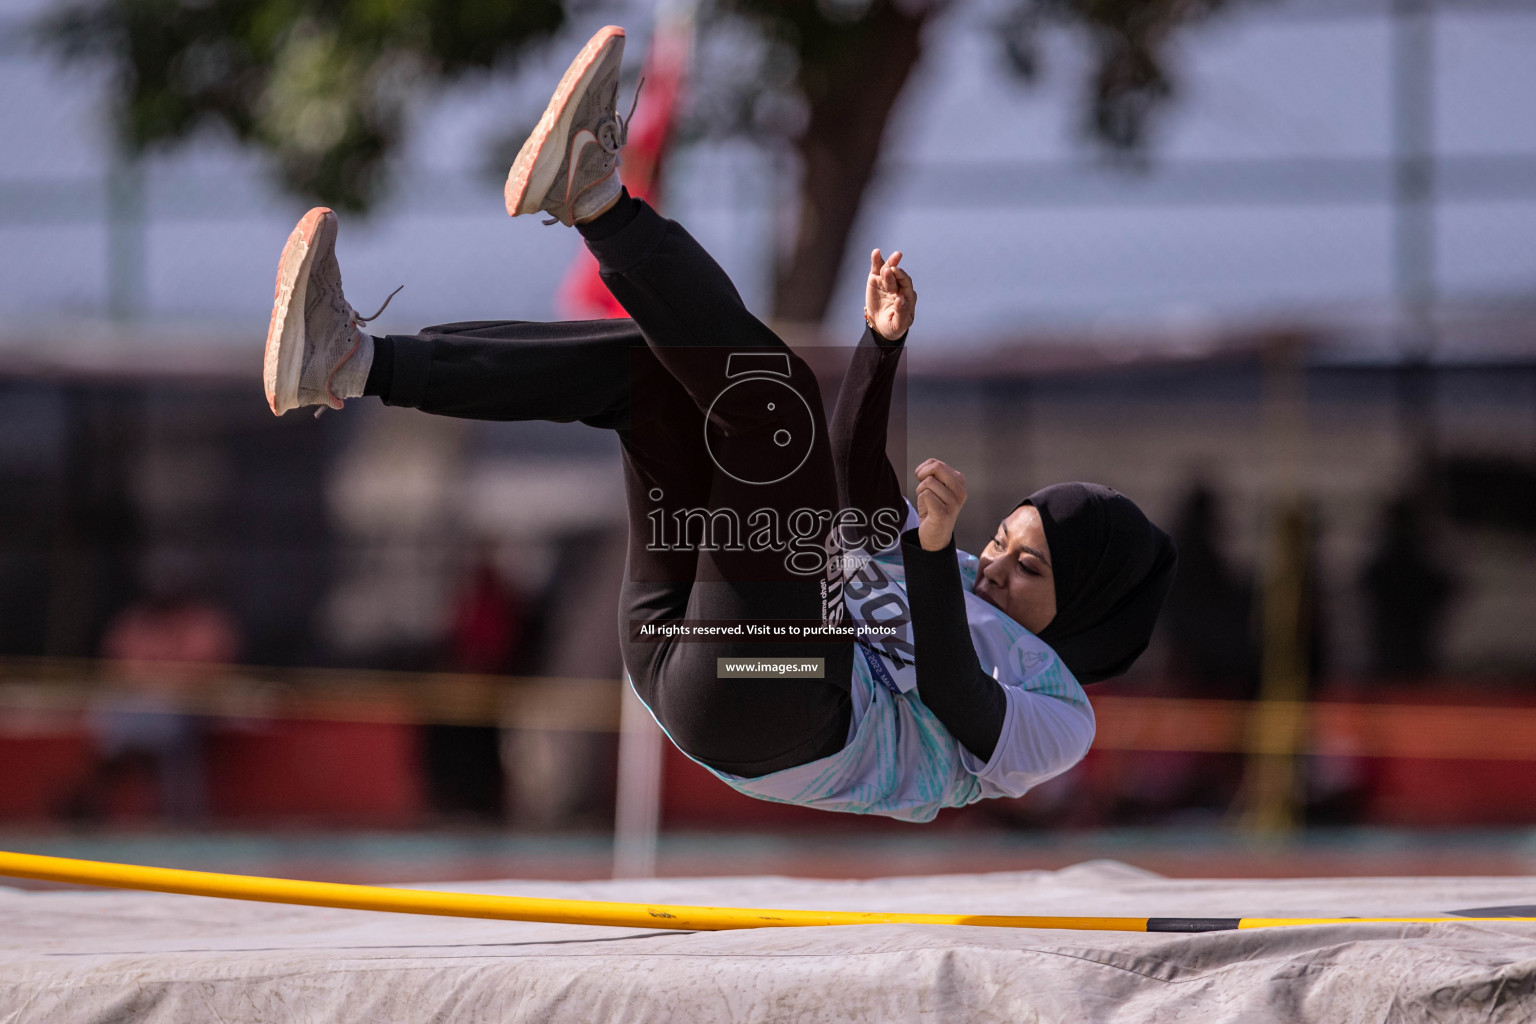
[
  {"xmin": 350, "ymin": 284, "xmax": 404, "ymax": 329},
  {"xmin": 623, "ymin": 76, "xmax": 645, "ymax": 140},
  {"xmin": 541, "ymin": 77, "xmax": 647, "ymax": 226},
  {"xmin": 315, "ymin": 285, "xmax": 405, "ymax": 417}
]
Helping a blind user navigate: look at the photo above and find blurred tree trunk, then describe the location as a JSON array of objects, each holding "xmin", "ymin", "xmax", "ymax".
[{"xmin": 772, "ymin": 3, "xmax": 935, "ymax": 325}]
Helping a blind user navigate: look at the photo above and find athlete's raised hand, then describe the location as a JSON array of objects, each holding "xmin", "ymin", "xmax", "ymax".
[
  {"xmin": 865, "ymin": 248, "xmax": 917, "ymax": 342},
  {"xmin": 915, "ymin": 458, "xmax": 966, "ymax": 551}
]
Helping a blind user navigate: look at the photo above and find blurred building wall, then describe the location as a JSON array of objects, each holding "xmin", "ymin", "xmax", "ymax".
[
  {"xmin": 2, "ymin": 346, "xmax": 1531, "ymax": 683},
  {"xmin": 907, "ymin": 353, "xmax": 1536, "ymax": 680}
]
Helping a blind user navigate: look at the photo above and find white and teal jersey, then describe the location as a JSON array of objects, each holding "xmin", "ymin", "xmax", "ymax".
[{"xmin": 678, "ymin": 503, "xmax": 1096, "ymax": 824}]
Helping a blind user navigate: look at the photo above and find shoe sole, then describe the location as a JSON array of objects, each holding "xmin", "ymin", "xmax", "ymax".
[
  {"xmin": 263, "ymin": 207, "xmax": 335, "ymax": 415},
  {"xmin": 504, "ymin": 24, "xmax": 625, "ymax": 218}
]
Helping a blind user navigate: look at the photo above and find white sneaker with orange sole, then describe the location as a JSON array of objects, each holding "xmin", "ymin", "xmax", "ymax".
[
  {"xmin": 263, "ymin": 207, "xmax": 399, "ymax": 416},
  {"xmin": 504, "ymin": 25, "xmax": 633, "ymax": 227}
]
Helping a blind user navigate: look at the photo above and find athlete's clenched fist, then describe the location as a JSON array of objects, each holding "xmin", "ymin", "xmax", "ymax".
[{"xmin": 915, "ymin": 458, "xmax": 966, "ymax": 551}]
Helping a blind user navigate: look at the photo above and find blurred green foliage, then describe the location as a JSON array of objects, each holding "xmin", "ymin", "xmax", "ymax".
[
  {"xmin": 702, "ymin": 0, "xmax": 1235, "ymax": 155},
  {"xmin": 688, "ymin": 0, "xmax": 1235, "ymax": 319},
  {"xmin": 39, "ymin": 0, "xmax": 565, "ymax": 210},
  {"xmin": 35, "ymin": 0, "xmax": 1235, "ymax": 320},
  {"xmin": 998, "ymin": 0, "xmax": 1235, "ymax": 153}
]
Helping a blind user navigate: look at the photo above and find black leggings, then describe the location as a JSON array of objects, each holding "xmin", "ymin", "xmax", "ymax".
[{"xmin": 373, "ymin": 198, "xmax": 860, "ymax": 776}]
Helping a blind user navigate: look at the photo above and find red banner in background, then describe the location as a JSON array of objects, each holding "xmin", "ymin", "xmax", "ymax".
[{"xmin": 557, "ymin": 20, "xmax": 692, "ymax": 320}]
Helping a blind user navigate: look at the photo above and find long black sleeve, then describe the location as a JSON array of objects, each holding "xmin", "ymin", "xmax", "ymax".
[
  {"xmin": 828, "ymin": 327, "xmax": 908, "ymax": 552},
  {"xmin": 900, "ymin": 528, "xmax": 1008, "ymax": 762},
  {"xmin": 829, "ymin": 328, "xmax": 1008, "ymax": 761}
]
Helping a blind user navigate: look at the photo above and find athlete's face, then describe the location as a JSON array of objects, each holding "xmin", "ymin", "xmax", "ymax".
[{"xmin": 973, "ymin": 504, "xmax": 1057, "ymax": 634}]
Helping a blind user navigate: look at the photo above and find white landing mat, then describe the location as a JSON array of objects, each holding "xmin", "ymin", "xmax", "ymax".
[{"xmin": 2, "ymin": 861, "xmax": 1534, "ymax": 1022}]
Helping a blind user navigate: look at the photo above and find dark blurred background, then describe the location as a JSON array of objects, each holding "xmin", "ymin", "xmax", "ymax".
[{"xmin": 1, "ymin": 0, "xmax": 1534, "ymax": 882}]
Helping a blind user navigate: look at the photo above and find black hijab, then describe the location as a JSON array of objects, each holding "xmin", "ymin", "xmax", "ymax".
[{"xmin": 1019, "ymin": 483, "xmax": 1178, "ymax": 685}]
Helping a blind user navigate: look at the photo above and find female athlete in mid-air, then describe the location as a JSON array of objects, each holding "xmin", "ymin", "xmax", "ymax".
[{"xmin": 263, "ymin": 25, "xmax": 1177, "ymax": 822}]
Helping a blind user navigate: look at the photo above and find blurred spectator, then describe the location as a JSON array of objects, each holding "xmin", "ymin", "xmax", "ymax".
[
  {"xmin": 1133, "ymin": 483, "xmax": 1262, "ymax": 822},
  {"xmin": 450, "ymin": 557, "xmax": 525, "ymax": 676},
  {"xmin": 1360, "ymin": 494, "xmax": 1458, "ymax": 678},
  {"xmin": 501, "ymin": 528, "xmax": 627, "ymax": 828},
  {"xmin": 421, "ymin": 554, "xmax": 525, "ymax": 822},
  {"xmin": 64, "ymin": 552, "xmax": 239, "ymax": 825},
  {"xmin": 1163, "ymin": 483, "xmax": 1262, "ymax": 701},
  {"xmin": 1293, "ymin": 502, "xmax": 1331, "ymax": 692}
]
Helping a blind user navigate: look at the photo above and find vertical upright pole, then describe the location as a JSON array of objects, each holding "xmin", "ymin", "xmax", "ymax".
[
  {"xmin": 106, "ymin": 145, "xmax": 145, "ymax": 322},
  {"xmin": 981, "ymin": 377, "xmax": 1025, "ymax": 541},
  {"xmin": 1242, "ymin": 336, "xmax": 1310, "ymax": 838},
  {"xmin": 1392, "ymin": 0, "xmax": 1438, "ymax": 475},
  {"xmin": 614, "ymin": 1, "xmax": 685, "ymax": 876},
  {"xmin": 613, "ymin": 677, "xmax": 662, "ymax": 879}
]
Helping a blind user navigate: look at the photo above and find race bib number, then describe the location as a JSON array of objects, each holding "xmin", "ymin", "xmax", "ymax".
[{"xmin": 844, "ymin": 554, "xmax": 918, "ymax": 693}]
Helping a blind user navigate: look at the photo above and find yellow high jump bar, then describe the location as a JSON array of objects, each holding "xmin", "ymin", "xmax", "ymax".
[{"xmin": 3, "ymin": 850, "xmax": 1534, "ymax": 933}]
